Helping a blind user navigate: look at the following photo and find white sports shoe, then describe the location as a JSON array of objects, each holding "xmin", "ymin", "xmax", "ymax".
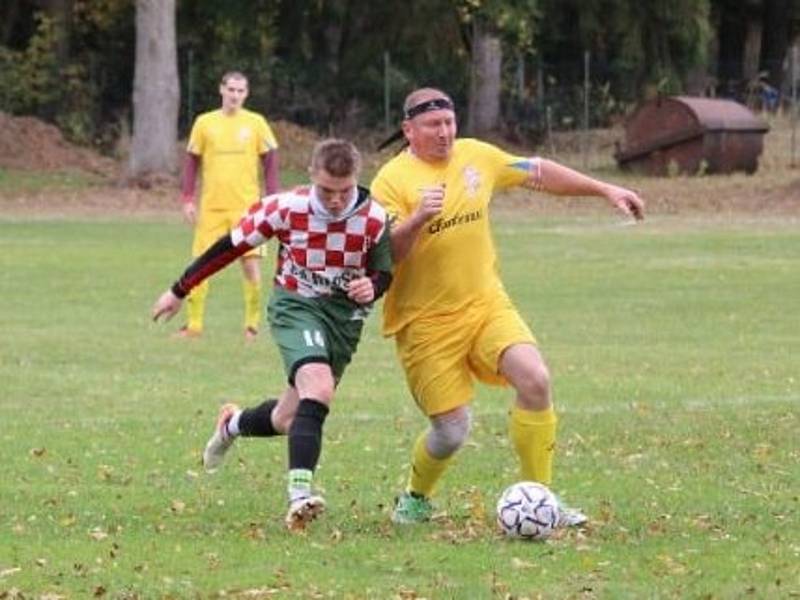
[
  {"xmin": 557, "ymin": 499, "xmax": 588, "ymax": 527},
  {"xmin": 202, "ymin": 403, "xmax": 239, "ymax": 472},
  {"xmin": 285, "ymin": 494, "xmax": 326, "ymax": 532}
]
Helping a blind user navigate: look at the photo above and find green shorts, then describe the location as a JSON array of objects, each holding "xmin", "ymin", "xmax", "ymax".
[{"xmin": 267, "ymin": 287, "xmax": 368, "ymax": 384}]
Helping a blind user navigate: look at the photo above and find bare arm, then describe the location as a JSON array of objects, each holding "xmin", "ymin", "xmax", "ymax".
[
  {"xmin": 536, "ymin": 158, "xmax": 644, "ymax": 220},
  {"xmin": 151, "ymin": 233, "xmax": 251, "ymax": 323}
]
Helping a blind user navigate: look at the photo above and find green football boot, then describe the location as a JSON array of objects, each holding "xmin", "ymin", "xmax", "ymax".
[{"xmin": 391, "ymin": 491, "xmax": 433, "ymax": 524}]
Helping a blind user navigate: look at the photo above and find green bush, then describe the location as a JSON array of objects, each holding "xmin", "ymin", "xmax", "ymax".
[{"xmin": 0, "ymin": 13, "xmax": 59, "ymax": 114}]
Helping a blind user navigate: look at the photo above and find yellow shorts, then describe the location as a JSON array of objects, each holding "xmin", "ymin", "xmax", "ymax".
[
  {"xmin": 193, "ymin": 208, "xmax": 263, "ymax": 259},
  {"xmin": 395, "ymin": 290, "xmax": 536, "ymax": 416}
]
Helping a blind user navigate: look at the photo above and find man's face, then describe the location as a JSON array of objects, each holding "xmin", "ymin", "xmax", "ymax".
[
  {"xmin": 311, "ymin": 168, "xmax": 357, "ymax": 216},
  {"xmin": 402, "ymin": 105, "xmax": 457, "ymax": 162},
  {"xmin": 219, "ymin": 77, "xmax": 248, "ymax": 113}
]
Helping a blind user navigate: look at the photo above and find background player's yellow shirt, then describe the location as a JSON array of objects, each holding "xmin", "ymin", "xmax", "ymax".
[
  {"xmin": 371, "ymin": 138, "xmax": 531, "ymax": 336},
  {"xmin": 187, "ymin": 108, "xmax": 278, "ymax": 212}
]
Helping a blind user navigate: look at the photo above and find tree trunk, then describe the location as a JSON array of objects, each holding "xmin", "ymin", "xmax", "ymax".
[
  {"xmin": 742, "ymin": 6, "xmax": 763, "ymax": 83},
  {"xmin": 129, "ymin": 0, "xmax": 179, "ymax": 177},
  {"xmin": 467, "ymin": 18, "xmax": 502, "ymax": 136}
]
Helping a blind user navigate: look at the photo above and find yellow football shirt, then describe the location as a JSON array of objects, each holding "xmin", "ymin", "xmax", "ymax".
[
  {"xmin": 187, "ymin": 108, "xmax": 278, "ymax": 212},
  {"xmin": 371, "ymin": 138, "xmax": 533, "ymax": 336}
]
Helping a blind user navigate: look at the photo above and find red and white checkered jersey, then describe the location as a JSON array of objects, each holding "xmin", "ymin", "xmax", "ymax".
[{"xmin": 231, "ymin": 185, "xmax": 389, "ymax": 298}]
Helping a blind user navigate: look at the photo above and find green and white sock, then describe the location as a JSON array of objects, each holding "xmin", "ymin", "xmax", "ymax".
[{"xmin": 287, "ymin": 468, "xmax": 313, "ymax": 501}]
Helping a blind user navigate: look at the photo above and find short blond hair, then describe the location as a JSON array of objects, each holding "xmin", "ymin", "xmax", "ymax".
[
  {"xmin": 310, "ymin": 139, "xmax": 361, "ymax": 177},
  {"xmin": 220, "ymin": 71, "xmax": 248, "ymax": 85}
]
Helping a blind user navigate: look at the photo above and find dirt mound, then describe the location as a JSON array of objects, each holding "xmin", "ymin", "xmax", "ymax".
[
  {"xmin": 268, "ymin": 119, "xmax": 394, "ymax": 174},
  {"xmin": 270, "ymin": 120, "xmax": 322, "ymax": 171},
  {"xmin": 0, "ymin": 112, "xmax": 117, "ymax": 175}
]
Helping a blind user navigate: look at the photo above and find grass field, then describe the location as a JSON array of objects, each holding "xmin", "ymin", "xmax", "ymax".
[{"xmin": 1, "ymin": 206, "xmax": 798, "ymax": 598}]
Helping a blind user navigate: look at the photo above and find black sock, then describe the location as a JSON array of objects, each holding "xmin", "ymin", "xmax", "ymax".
[
  {"xmin": 238, "ymin": 398, "xmax": 280, "ymax": 437},
  {"xmin": 288, "ymin": 398, "xmax": 329, "ymax": 471}
]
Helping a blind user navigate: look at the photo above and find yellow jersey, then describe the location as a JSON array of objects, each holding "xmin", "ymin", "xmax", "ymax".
[
  {"xmin": 371, "ymin": 138, "xmax": 533, "ymax": 336},
  {"xmin": 187, "ymin": 108, "xmax": 278, "ymax": 212}
]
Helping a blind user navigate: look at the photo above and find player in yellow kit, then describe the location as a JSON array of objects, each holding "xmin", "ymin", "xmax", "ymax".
[
  {"xmin": 371, "ymin": 87, "xmax": 645, "ymax": 526},
  {"xmin": 178, "ymin": 71, "xmax": 280, "ymax": 339}
]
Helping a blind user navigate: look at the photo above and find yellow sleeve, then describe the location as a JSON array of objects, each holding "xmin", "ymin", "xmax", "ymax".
[
  {"xmin": 258, "ymin": 117, "xmax": 279, "ymax": 153},
  {"xmin": 481, "ymin": 142, "xmax": 538, "ymax": 190},
  {"xmin": 186, "ymin": 116, "xmax": 205, "ymax": 155},
  {"xmin": 370, "ymin": 166, "xmax": 409, "ymax": 223}
]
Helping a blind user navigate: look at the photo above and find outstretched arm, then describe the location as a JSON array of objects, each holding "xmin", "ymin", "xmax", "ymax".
[
  {"xmin": 152, "ymin": 195, "xmax": 281, "ymax": 323},
  {"xmin": 531, "ymin": 158, "xmax": 644, "ymax": 220},
  {"xmin": 151, "ymin": 234, "xmax": 251, "ymax": 322}
]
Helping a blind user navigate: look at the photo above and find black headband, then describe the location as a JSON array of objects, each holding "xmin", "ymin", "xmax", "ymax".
[{"xmin": 404, "ymin": 97, "xmax": 455, "ymax": 120}]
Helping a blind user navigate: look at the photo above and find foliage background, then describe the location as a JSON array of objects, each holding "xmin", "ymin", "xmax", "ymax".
[{"xmin": 2, "ymin": 0, "xmax": 800, "ymax": 149}]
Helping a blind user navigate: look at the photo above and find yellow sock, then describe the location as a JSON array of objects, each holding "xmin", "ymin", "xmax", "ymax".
[
  {"xmin": 186, "ymin": 280, "xmax": 209, "ymax": 333},
  {"xmin": 242, "ymin": 278, "xmax": 262, "ymax": 331},
  {"xmin": 509, "ymin": 405, "xmax": 557, "ymax": 485},
  {"xmin": 408, "ymin": 431, "xmax": 454, "ymax": 497}
]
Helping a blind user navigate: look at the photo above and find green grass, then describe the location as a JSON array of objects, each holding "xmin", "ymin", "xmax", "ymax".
[{"xmin": 0, "ymin": 213, "xmax": 798, "ymax": 598}]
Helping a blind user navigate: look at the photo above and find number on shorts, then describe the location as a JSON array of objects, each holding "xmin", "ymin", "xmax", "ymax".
[{"xmin": 302, "ymin": 329, "xmax": 325, "ymax": 348}]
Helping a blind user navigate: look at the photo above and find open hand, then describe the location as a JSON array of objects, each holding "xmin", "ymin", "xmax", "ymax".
[
  {"xmin": 181, "ymin": 199, "xmax": 197, "ymax": 225},
  {"xmin": 605, "ymin": 185, "xmax": 644, "ymax": 221},
  {"xmin": 151, "ymin": 289, "xmax": 183, "ymax": 322}
]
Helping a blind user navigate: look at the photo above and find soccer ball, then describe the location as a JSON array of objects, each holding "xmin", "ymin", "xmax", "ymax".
[{"xmin": 496, "ymin": 481, "xmax": 560, "ymax": 540}]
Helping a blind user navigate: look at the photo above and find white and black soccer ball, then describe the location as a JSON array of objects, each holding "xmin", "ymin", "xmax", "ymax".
[{"xmin": 496, "ymin": 481, "xmax": 560, "ymax": 540}]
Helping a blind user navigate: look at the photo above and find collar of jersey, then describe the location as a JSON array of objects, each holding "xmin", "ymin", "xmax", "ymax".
[{"xmin": 310, "ymin": 185, "xmax": 363, "ymax": 221}]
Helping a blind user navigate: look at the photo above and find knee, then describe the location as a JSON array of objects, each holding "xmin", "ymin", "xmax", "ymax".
[
  {"xmin": 293, "ymin": 364, "xmax": 335, "ymax": 406},
  {"xmin": 428, "ymin": 408, "xmax": 472, "ymax": 458},
  {"xmin": 309, "ymin": 383, "xmax": 334, "ymax": 406},
  {"xmin": 514, "ymin": 361, "xmax": 551, "ymax": 408}
]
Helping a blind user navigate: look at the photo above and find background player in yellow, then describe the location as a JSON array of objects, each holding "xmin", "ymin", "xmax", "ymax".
[
  {"xmin": 371, "ymin": 87, "xmax": 645, "ymax": 526},
  {"xmin": 178, "ymin": 70, "xmax": 280, "ymax": 339}
]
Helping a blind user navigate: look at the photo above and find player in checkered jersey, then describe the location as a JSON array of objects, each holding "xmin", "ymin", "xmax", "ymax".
[{"xmin": 151, "ymin": 139, "xmax": 392, "ymax": 531}]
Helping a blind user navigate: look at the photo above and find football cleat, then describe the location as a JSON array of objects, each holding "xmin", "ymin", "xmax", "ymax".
[
  {"xmin": 173, "ymin": 325, "xmax": 202, "ymax": 339},
  {"xmin": 285, "ymin": 494, "xmax": 326, "ymax": 532},
  {"xmin": 556, "ymin": 499, "xmax": 588, "ymax": 528},
  {"xmin": 391, "ymin": 491, "xmax": 433, "ymax": 524},
  {"xmin": 244, "ymin": 326, "xmax": 258, "ymax": 341},
  {"xmin": 202, "ymin": 403, "xmax": 239, "ymax": 472}
]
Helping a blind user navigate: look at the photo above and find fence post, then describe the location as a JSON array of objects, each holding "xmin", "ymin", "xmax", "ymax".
[
  {"xmin": 186, "ymin": 48, "xmax": 194, "ymax": 132},
  {"xmin": 384, "ymin": 51, "xmax": 391, "ymax": 133},
  {"xmin": 536, "ymin": 60, "xmax": 544, "ymax": 111},
  {"xmin": 792, "ymin": 45, "xmax": 798, "ymax": 168},
  {"xmin": 582, "ymin": 50, "xmax": 590, "ymax": 169}
]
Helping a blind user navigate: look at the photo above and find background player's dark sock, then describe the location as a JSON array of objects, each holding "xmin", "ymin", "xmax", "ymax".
[{"xmin": 237, "ymin": 398, "xmax": 280, "ymax": 437}]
